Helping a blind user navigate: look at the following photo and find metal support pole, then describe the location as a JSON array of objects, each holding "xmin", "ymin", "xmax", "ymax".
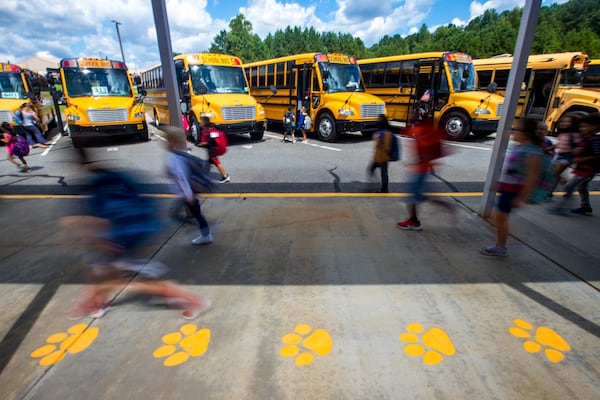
[
  {"xmin": 479, "ymin": 0, "xmax": 542, "ymax": 217},
  {"xmin": 112, "ymin": 20, "xmax": 126, "ymax": 64},
  {"xmin": 150, "ymin": 0, "xmax": 182, "ymax": 129}
]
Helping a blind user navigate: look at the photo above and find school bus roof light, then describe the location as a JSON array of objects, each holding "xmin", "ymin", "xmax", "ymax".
[
  {"xmin": 3, "ymin": 64, "xmax": 21, "ymax": 72},
  {"xmin": 315, "ymin": 54, "xmax": 329, "ymax": 63},
  {"xmin": 112, "ymin": 61, "xmax": 126, "ymax": 69},
  {"xmin": 61, "ymin": 59, "xmax": 78, "ymax": 68}
]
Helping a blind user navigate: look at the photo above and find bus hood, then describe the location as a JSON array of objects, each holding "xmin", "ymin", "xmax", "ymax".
[
  {"xmin": 200, "ymin": 93, "xmax": 258, "ymax": 106},
  {"xmin": 557, "ymin": 88, "xmax": 600, "ymax": 106}
]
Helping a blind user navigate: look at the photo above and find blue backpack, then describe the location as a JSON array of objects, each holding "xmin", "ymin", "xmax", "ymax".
[{"xmin": 88, "ymin": 169, "xmax": 159, "ymax": 249}]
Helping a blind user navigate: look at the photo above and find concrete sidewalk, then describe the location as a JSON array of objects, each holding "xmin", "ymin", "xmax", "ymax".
[{"xmin": 0, "ymin": 193, "xmax": 598, "ymax": 399}]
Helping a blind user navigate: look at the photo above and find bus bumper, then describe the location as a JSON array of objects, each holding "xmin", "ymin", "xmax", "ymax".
[
  {"xmin": 214, "ymin": 120, "xmax": 266, "ymax": 135},
  {"xmin": 69, "ymin": 121, "xmax": 148, "ymax": 136},
  {"xmin": 471, "ymin": 119, "xmax": 499, "ymax": 133},
  {"xmin": 335, "ymin": 120, "xmax": 379, "ymax": 133}
]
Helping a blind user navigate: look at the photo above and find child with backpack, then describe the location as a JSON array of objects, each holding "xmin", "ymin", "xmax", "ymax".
[
  {"xmin": 1, "ymin": 122, "xmax": 31, "ymax": 172},
  {"xmin": 282, "ymin": 105, "xmax": 296, "ymax": 143},
  {"xmin": 196, "ymin": 116, "xmax": 230, "ymax": 183},
  {"xmin": 367, "ymin": 114, "xmax": 395, "ymax": 193},
  {"xmin": 296, "ymin": 106, "xmax": 310, "ymax": 143}
]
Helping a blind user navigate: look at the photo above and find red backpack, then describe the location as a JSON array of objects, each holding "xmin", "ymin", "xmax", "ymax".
[{"xmin": 207, "ymin": 127, "xmax": 227, "ymax": 156}]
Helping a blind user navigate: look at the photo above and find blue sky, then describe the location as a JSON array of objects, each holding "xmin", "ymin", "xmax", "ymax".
[{"xmin": 0, "ymin": 0, "xmax": 567, "ymax": 72}]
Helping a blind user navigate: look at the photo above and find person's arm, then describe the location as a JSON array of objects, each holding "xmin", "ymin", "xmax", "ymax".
[{"xmin": 168, "ymin": 153, "xmax": 194, "ymax": 202}]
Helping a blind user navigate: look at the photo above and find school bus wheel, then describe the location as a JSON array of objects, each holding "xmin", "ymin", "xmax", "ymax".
[
  {"xmin": 317, "ymin": 111, "xmax": 337, "ymax": 142},
  {"xmin": 250, "ymin": 129, "xmax": 264, "ymax": 141},
  {"xmin": 153, "ymin": 110, "xmax": 160, "ymax": 127},
  {"xmin": 189, "ymin": 116, "xmax": 201, "ymax": 143},
  {"xmin": 441, "ymin": 111, "xmax": 470, "ymax": 141}
]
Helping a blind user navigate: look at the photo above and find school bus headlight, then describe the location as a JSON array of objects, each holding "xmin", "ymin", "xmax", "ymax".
[
  {"xmin": 200, "ymin": 112, "xmax": 215, "ymax": 119},
  {"xmin": 66, "ymin": 114, "xmax": 81, "ymax": 121},
  {"xmin": 338, "ymin": 109, "xmax": 354, "ymax": 116},
  {"xmin": 134, "ymin": 111, "xmax": 145, "ymax": 118},
  {"xmin": 474, "ymin": 108, "xmax": 491, "ymax": 115}
]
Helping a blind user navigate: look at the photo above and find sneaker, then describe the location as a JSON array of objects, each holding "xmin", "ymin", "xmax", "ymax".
[
  {"xmin": 182, "ymin": 295, "xmax": 212, "ymax": 319},
  {"xmin": 20, "ymin": 165, "xmax": 31, "ymax": 172},
  {"xmin": 570, "ymin": 207, "xmax": 593, "ymax": 216},
  {"xmin": 68, "ymin": 305, "xmax": 109, "ymax": 320},
  {"xmin": 395, "ymin": 218, "xmax": 422, "ymax": 231},
  {"xmin": 219, "ymin": 175, "xmax": 230, "ymax": 183},
  {"xmin": 281, "ymin": 138, "xmax": 286, "ymax": 143},
  {"xmin": 479, "ymin": 244, "xmax": 508, "ymax": 257},
  {"xmin": 192, "ymin": 233, "xmax": 213, "ymax": 245}
]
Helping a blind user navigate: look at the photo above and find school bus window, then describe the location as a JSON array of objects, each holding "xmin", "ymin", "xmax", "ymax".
[
  {"xmin": 275, "ymin": 62, "xmax": 284, "ymax": 87},
  {"xmin": 401, "ymin": 61, "xmax": 414, "ymax": 85},
  {"xmin": 478, "ymin": 70, "xmax": 493, "ymax": 89},
  {"xmin": 560, "ymin": 69, "xmax": 582, "ymax": 85},
  {"xmin": 493, "ymin": 70, "xmax": 510, "ymax": 89},
  {"xmin": 286, "ymin": 61, "xmax": 294, "ymax": 87},
  {"xmin": 439, "ymin": 69, "xmax": 449, "ymax": 92},
  {"xmin": 267, "ymin": 64, "xmax": 275, "ymax": 87},
  {"xmin": 385, "ymin": 62, "xmax": 401, "ymax": 87},
  {"xmin": 258, "ymin": 66, "xmax": 265, "ymax": 87}
]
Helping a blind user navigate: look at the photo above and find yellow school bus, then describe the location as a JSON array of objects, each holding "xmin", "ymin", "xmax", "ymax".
[
  {"xmin": 244, "ymin": 53, "xmax": 386, "ymax": 142},
  {"xmin": 473, "ymin": 52, "xmax": 600, "ymax": 132},
  {"xmin": 583, "ymin": 59, "xmax": 600, "ymax": 91},
  {"xmin": 0, "ymin": 63, "xmax": 56, "ymax": 134},
  {"xmin": 141, "ymin": 53, "xmax": 266, "ymax": 141},
  {"xmin": 47, "ymin": 58, "xmax": 147, "ymax": 148},
  {"xmin": 359, "ymin": 52, "xmax": 505, "ymax": 141}
]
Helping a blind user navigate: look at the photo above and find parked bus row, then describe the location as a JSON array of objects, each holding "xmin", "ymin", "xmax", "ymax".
[{"xmin": 16, "ymin": 50, "xmax": 596, "ymax": 149}]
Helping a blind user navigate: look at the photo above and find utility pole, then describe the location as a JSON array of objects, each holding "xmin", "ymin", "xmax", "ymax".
[{"xmin": 112, "ymin": 20, "xmax": 126, "ymax": 64}]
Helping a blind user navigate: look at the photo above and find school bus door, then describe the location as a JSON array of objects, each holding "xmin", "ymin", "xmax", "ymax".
[
  {"xmin": 406, "ymin": 60, "xmax": 436, "ymax": 125},
  {"xmin": 524, "ymin": 69, "xmax": 557, "ymax": 121},
  {"xmin": 296, "ymin": 63, "xmax": 311, "ymax": 112}
]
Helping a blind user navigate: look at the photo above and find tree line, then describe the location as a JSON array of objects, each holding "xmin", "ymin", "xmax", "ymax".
[{"xmin": 205, "ymin": 0, "xmax": 600, "ymax": 62}]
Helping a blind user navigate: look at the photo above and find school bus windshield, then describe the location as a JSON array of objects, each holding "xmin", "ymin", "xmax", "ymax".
[
  {"xmin": 320, "ymin": 63, "xmax": 364, "ymax": 93},
  {"xmin": 560, "ymin": 69, "xmax": 584, "ymax": 85},
  {"xmin": 0, "ymin": 71, "xmax": 28, "ymax": 99},
  {"xmin": 64, "ymin": 67, "xmax": 133, "ymax": 97},
  {"xmin": 447, "ymin": 61, "xmax": 476, "ymax": 92},
  {"xmin": 189, "ymin": 64, "xmax": 247, "ymax": 95}
]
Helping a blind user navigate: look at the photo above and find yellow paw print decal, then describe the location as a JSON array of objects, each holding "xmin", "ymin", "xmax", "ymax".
[
  {"xmin": 153, "ymin": 324, "xmax": 211, "ymax": 367},
  {"xmin": 280, "ymin": 324, "xmax": 333, "ymax": 366},
  {"xmin": 30, "ymin": 323, "xmax": 99, "ymax": 366},
  {"xmin": 509, "ymin": 319, "xmax": 571, "ymax": 363},
  {"xmin": 399, "ymin": 323, "xmax": 455, "ymax": 365}
]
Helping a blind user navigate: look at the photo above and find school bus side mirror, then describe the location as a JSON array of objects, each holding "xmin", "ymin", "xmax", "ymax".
[
  {"xmin": 486, "ymin": 82, "xmax": 498, "ymax": 93},
  {"xmin": 269, "ymin": 85, "xmax": 277, "ymax": 94},
  {"xmin": 133, "ymin": 76, "xmax": 142, "ymax": 85}
]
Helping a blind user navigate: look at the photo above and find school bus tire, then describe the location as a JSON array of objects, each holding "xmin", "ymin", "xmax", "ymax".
[
  {"xmin": 317, "ymin": 111, "xmax": 337, "ymax": 142},
  {"xmin": 70, "ymin": 135, "xmax": 85, "ymax": 148},
  {"xmin": 190, "ymin": 116, "xmax": 201, "ymax": 143},
  {"xmin": 153, "ymin": 110, "xmax": 160, "ymax": 127},
  {"xmin": 441, "ymin": 111, "xmax": 470, "ymax": 141},
  {"xmin": 250, "ymin": 130, "xmax": 264, "ymax": 141},
  {"xmin": 139, "ymin": 130, "xmax": 149, "ymax": 142}
]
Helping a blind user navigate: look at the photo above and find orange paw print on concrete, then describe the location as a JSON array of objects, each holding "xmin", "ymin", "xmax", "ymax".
[
  {"xmin": 509, "ymin": 319, "xmax": 571, "ymax": 363},
  {"xmin": 280, "ymin": 324, "xmax": 333, "ymax": 366},
  {"xmin": 399, "ymin": 323, "xmax": 455, "ymax": 365},
  {"xmin": 153, "ymin": 323, "xmax": 211, "ymax": 367},
  {"xmin": 30, "ymin": 323, "xmax": 99, "ymax": 366}
]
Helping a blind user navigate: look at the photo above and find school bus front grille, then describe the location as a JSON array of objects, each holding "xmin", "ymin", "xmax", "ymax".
[
  {"xmin": 360, "ymin": 104, "xmax": 385, "ymax": 118},
  {"xmin": 87, "ymin": 109, "xmax": 128, "ymax": 123},
  {"xmin": 497, "ymin": 103, "xmax": 504, "ymax": 117},
  {"xmin": 0, "ymin": 110, "xmax": 12, "ymax": 123},
  {"xmin": 222, "ymin": 106, "xmax": 256, "ymax": 121}
]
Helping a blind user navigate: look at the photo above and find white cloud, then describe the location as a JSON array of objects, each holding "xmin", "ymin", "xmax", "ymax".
[
  {"xmin": 239, "ymin": 0, "xmax": 317, "ymax": 38},
  {"xmin": 469, "ymin": 1, "xmax": 523, "ymax": 20}
]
